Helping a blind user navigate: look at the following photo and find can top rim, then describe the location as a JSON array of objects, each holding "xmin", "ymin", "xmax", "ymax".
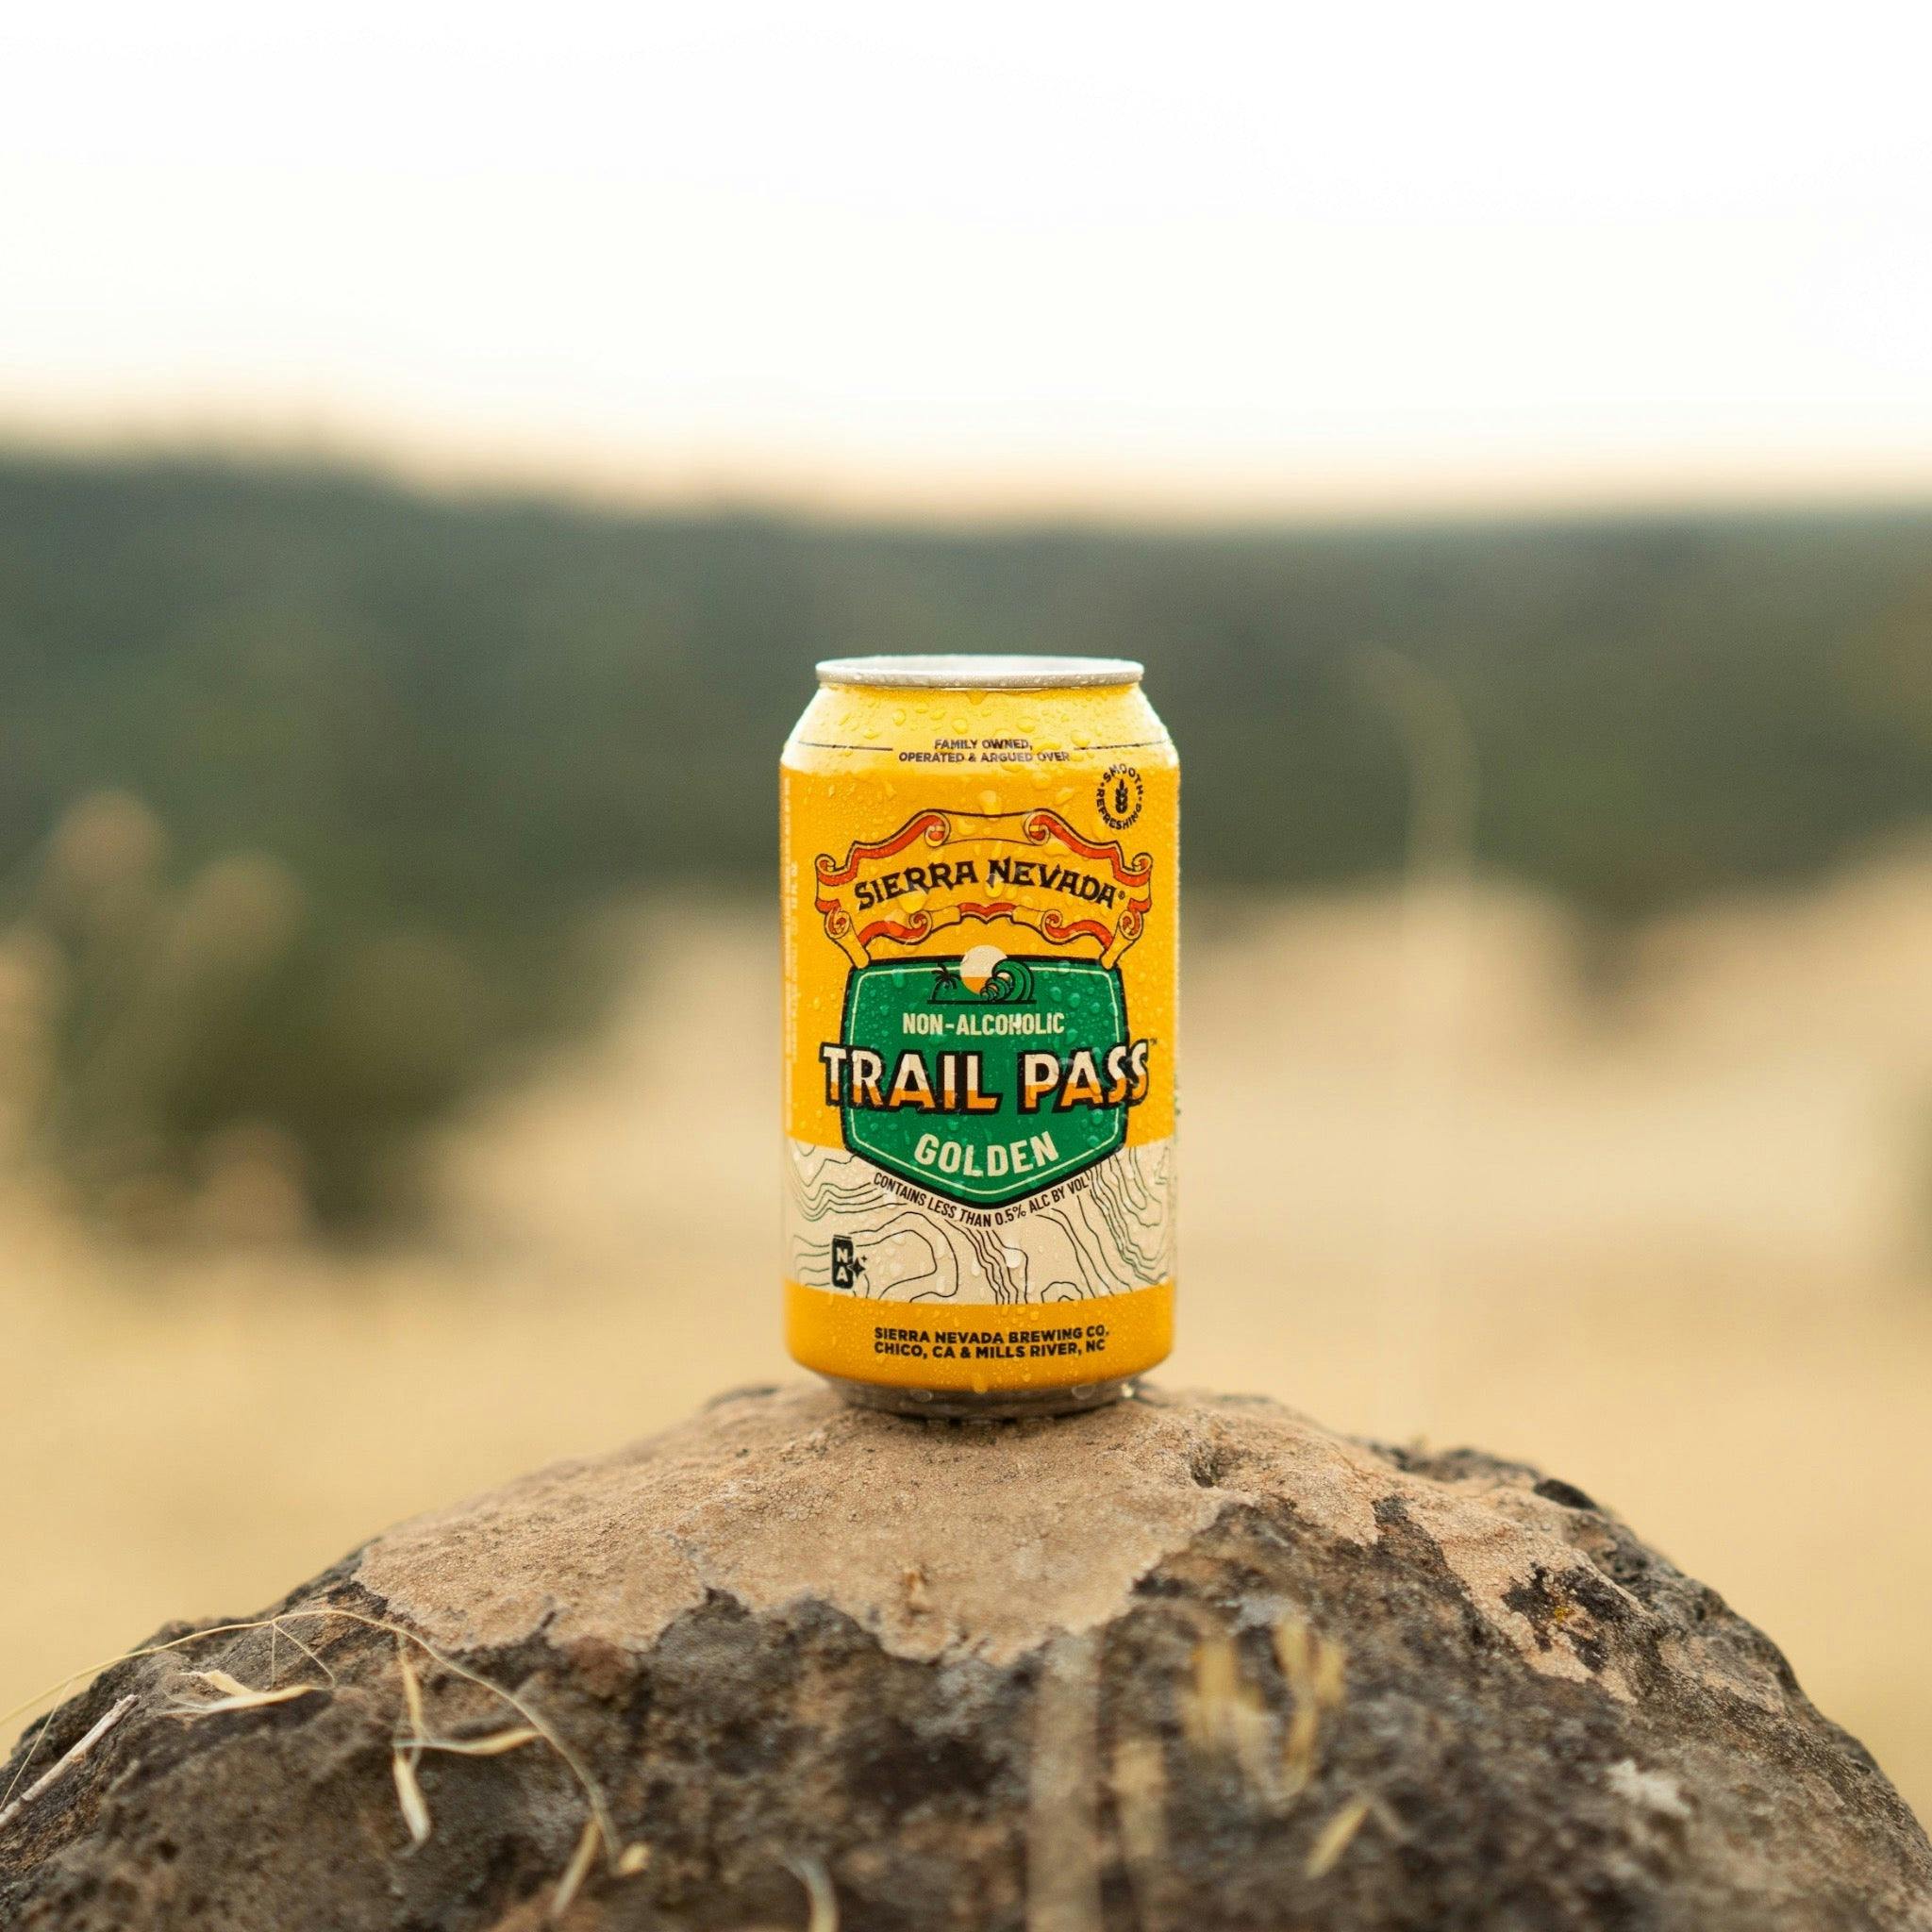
[{"xmin": 815, "ymin": 654, "xmax": 1144, "ymax": 691}]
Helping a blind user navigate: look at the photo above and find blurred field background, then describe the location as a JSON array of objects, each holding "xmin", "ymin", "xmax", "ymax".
[
  {"xmin": 6, "ymin": 0, "xmax": 1932, "ymax": 1838},
  {"xmin": 2, "ymin": 458, "xmax": 1930, "ymax": 1814}
]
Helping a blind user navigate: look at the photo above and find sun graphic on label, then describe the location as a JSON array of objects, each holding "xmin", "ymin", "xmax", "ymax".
[{"xmin": 957, "ymin": 943, "xmax": 1008, "ymax": 992}]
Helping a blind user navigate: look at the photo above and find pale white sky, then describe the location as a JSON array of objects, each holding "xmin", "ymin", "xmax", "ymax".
[{"xmin": 4, "ymin": 0, "xmax": 1931, "ymax": 515}]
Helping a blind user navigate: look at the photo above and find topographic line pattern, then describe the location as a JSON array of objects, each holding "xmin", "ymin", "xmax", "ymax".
[{"xmin": 787, "ymin": 1139, "xmax": 1174, "ymax": 1306}]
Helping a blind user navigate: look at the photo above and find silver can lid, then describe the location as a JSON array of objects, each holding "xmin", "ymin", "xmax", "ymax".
[{"xmin": 816, "ymin": 654, "xmax": 1143, "ymax": 691}]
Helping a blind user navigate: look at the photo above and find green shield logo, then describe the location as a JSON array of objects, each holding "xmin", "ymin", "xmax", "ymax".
[{"xmin": 839, "ymin": 955, "xmax": 1130, "ymax": 1207}]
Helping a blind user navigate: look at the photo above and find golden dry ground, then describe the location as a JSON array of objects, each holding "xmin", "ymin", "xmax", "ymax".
[{"xmin": 5, "ymin": 852, "xmax": 1931, "ymax": 1818}]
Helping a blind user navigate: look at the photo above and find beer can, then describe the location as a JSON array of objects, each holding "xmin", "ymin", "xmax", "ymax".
[{"xmin": 782, "ymin": 655, "xmax": 1178, "ymax": 1417}]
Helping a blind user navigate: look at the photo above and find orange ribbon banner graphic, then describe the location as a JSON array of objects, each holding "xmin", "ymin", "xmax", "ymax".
[{"xmin": 814, "ymin": 808, "xmax": 1154, "ymax": 969}]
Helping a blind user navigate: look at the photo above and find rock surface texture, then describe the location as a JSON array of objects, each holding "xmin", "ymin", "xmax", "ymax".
[{"xmin": 3, "ymin": 1385, "xmax": 1928, "ymax": 1930}]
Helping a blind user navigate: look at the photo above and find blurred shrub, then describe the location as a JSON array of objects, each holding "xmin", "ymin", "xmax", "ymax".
[
  {"xmin": 10, "ymin": 792, "xmax": 499, "ymax": 1230},
  {"xmin": 1, "ymin": 452, "xmax": 1927, "ymax": 1228}
]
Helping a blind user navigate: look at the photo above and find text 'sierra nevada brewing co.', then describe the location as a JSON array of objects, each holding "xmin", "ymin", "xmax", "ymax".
[{"xmin": 782, "ymin": 656, "xmax": 1177, "ymax": 1417}]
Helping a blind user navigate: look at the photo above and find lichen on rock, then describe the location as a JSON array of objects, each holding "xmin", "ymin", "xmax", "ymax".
[{"xmin": 4, "ymin": 1385, "xmax": 1928, "ymax": 1929}]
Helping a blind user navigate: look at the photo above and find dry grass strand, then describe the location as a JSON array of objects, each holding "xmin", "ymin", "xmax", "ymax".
[
  {"xmin": 549, "ymin": 1816, "xmax": 601, "ymax": 1923},
  {"xmin": 169, "ymin": 1676, "xmax": 323, "ymax": 1718},
  {"xmin": 1305, "ymin": 1795, "xmax": 1372, "ymax": 1879},
  {"xmin": 415, "ymin": 1726, "xmax": 543, "ymax": 1757},
  {"xmin": 0, "ymin": 1604, "xmax": 629, "ymax": 1880},
  {"xmin": 1109, "ymin": 1734, "xmax": 1167, "ymax": 1872},
  {"xmin": 1183, "ymin": 1630, "xmax": 1274, "ymax": 1799},
  {"xmin": 1108, "ymin": 1733, "xmax": 1168, "ymax": 1929},
  {"xmin": 391, "ymin": 1748, "xmax": 432, "ymax": 1848},
  {"xmin": 397, "ymin": 1642, "xmax": 426, "ymax": 1736},
  {"xmin": 0, "ymin": 1695, "xmax": 136, "ymax": 1833},
  {"xmin": 786, "ymin": 1852, "xmax": 840, "ymax": 1932},
  {"xmin": 1272, "ymin": 1614, "xmax": 1347, "ymax": 1799},
  {"xmin": 184, "ymin": 1670, "xmax": 258, "ymax": 1699},
  {"xmin": 270, "ymin": 1619, "xmax": 338, "ymax": 1688}
]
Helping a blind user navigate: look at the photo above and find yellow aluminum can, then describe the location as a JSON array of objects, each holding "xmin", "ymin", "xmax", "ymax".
[{"xmin": 782, "ymin": 655, "xmax": 1178, "ymax": 1417}]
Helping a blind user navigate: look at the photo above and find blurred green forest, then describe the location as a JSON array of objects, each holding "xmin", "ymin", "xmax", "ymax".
[{"xmin": 3, "ymin": 450, "xmax": 1929, "ymax": 1225}]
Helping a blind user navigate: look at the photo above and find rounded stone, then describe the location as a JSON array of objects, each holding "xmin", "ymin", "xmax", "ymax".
[{"xmin": 3, "ymin": 1385, "xmax": 1927, "ymax": 1929}]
